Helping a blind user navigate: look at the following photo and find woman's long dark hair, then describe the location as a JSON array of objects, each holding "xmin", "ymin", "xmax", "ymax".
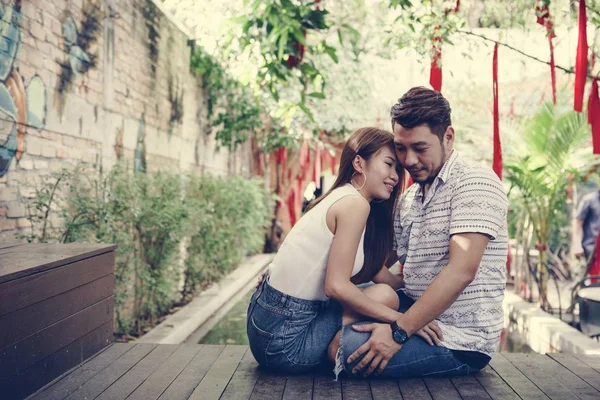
[{"xmin": 306, "ymin": 127, "xmax": 405, "ymax": 284}]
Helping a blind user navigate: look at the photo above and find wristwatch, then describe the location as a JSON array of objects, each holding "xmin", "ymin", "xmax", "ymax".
[{"xmin": 390, "ymin": 321, "xmax": 409, "ymax": 345}]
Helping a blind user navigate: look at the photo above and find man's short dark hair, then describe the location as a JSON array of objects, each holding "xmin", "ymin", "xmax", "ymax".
[{"xmin": 390, "ymin": 87, "xmax": 452, "ymax": 141}]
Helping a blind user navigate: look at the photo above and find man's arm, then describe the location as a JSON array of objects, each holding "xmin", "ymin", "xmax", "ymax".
[
  {"xmin": 395, "ymin": 232, "xmax": 489, "ymax": 335},
  {"xmin": 571, "ymin": 218, "xmax": 585, "ymax": 258}
]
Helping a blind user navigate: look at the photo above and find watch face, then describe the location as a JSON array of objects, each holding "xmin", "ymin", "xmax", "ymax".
[{"xmin": 392, "ymin": 328, "xmax": 408, "ymax": 344}]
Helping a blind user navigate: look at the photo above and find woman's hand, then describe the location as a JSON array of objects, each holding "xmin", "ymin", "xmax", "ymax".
[{"xmin": 415, "ymin": 320, "xmax": 443, "ymax": 346}]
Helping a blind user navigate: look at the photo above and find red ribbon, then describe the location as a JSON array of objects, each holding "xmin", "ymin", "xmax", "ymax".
[
  {"xmin": 536, "ymin": 3, "xmax": 556, "ymax": 104},
  {"xmin": 574, "ymin": 0, "xmax": 588, "ymax": 112},
  {"xmin": 590, "ymin": 232, "xmax": 600, "ymax": 284},
  {"xmin": 588, "ymin": 79, "xmax": 600, "ymax": 154},
  {"xmin": 492, "ymin": 43, "xmax": 502, "ymax": 180},
  {"xmin": 287, "ymin": 187, "xmax": 297, "ymax": 227},
  {"xmin": 430, "ymin": 29, "xmax": 443, "ymax": 92},
  {"xmin": 313, "ymin": 143, "xmax": 322, "ymax": 189}
]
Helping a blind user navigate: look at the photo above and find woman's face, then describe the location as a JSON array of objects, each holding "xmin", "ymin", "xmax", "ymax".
[{"xmin": 360, "ymin": 146, "xmax": 399, "ymax": 202}]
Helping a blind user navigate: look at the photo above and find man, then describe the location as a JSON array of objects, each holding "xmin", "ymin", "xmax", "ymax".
[
  {"xmin": 572, "ymin": 187, "xmax": 600, "ymax": 262},
  {"xmin": 338, "ymin": 87, "xmax": 508, "ymax": 378}
]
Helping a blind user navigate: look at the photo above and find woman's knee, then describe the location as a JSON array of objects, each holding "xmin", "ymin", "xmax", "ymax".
[{"xmin": 363, "ymin": 283, "xmax": 399, "ymax": 310}]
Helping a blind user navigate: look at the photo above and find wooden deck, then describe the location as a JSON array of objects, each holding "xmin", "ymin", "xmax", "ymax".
[{"xmin": 26, "ymin": 344, "xmax": 600, "ymax": 400}]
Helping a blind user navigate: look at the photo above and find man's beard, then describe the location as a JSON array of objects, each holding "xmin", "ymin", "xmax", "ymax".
[{"xmin": 413, "ymin": 147, "xmax": 446, "ymax": 186}]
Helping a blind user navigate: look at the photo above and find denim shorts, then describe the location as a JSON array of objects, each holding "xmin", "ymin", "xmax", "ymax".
[{"xmin": 246, "ymin": 278, "xmax": 342, "ymax": 373}]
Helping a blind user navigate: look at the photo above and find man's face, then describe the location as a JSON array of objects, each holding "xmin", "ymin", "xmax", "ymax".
[{"xmin": 393, "ymin": 124, "xmax": 454, "ymax": 185}]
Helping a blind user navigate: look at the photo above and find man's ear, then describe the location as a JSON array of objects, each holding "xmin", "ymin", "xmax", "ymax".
[{"xmin": 444, "ymin": 126, "xmax": 455, "ymax": 145}]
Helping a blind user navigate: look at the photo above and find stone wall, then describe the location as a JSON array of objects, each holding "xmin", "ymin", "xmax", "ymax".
[{"xmin": 0, "ymin": 0, "xmax": 252, "ymax": 243}]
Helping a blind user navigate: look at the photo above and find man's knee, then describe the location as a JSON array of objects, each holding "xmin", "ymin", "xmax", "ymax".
[{"xmin": 364, "ymin": 283, "xmax": 399, "ymax": 310}]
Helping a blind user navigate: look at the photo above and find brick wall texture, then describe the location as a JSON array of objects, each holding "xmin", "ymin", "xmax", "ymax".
[{"xmin": 0, "ymin": 0, "xmax": 252, "ymax": 243}]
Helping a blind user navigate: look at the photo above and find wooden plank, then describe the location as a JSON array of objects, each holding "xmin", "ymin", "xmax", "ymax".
[
  {"xmin": 370, "ymin": 379, "xmax": 401, "ymax": 399},
  {"xmin": 506, "ymin": 353, "xmax": 599, "ymax": 400},
  {"xmin": 0, "ymin": 320, "xmax": 113, "ymax": 400},
  {"xmin": 0, "ymin": 251, "xmax": 115, "ymax": 316},
  {"xmin": 157, "ymin": 344, "xmax": 224, "ymax": 400},
  {"xmin": 489, "ymin": 353, "xmax": 549, "ymax": 399},
  {"xmin": 220, "ymin": 348, "xmax": 261, "ymax": 400},
  {"xmin": 341, "ymin": 378, "xmax": 373, "ymax": 400},
  {"xmin": 0, "ymin": 297, "xmax": 114, "ymax": 378},
  {"xmin": 450, "ymin": 376, "xmax": 492, "ymax": 400},
  {"xmin": 473, "ymin": 366, "xmax": 520, "ymax": 400},
  {"xmin": 95, "ymin": 344, "xmax": 178, "ymax": 400},
  {"xmin": 0, "ymin": 274, "xmax": 114, "ymax": 349},
  {"xmin": 127, "ymin": 344, "xmax": 204, "ymax": 400},
  {"xmin": 63, "ymin": 343, "xmax": 156, "ymax": 400},
  {"xmin": 572, "ymin": 354, "xmax": 600, "ymax": 373},
  {"xmin": 249, "ymin": 370, "xmax": 287, "ymax": 400},
  {"xmin": 282, "ymin": 374, "xmax": 313, "ymax": 400},
  {"xmin": 501, "ymin": 353, "xmax": 578, "ymax": 399},
  {"xmin": 0, "ymin": 243, "xmax": 116, "ymax": 283},
  {"xmin": 312, "ymin": 374, "xmax": 342, "ymax": 400},
  {"xmin": 548, "ymin": 353, "xmax": 600, "ymax": 392},
  {"xmin": 398, "ymin": 379, "xmax": 432, "ymax": 400},
  {"xmin": 423, "ymin": 378, "xmax": 461, "ymax": 400},
  {"xmin": 189, "ymin": 345, "xmax": 246, "ymax": 400},
  {"xmin": 30, "ymin": 343, "xmax": 133, "ymax": 400}
]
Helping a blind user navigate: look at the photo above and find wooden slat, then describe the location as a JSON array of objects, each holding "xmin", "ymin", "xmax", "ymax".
[
  {"xmin": 572, "ymin": 354, "xmax": 600, "ymax": 373},
  {"xmin": 64, "ymin": 344, "xmax": 157, "ymax": 400},
  {"xmin": 0, "ymin": 274, "xmax": 114, "ymax": 349},
  {"xmin": 370, "ymin": 379, "xmax": 401, "ymax": 399},
  {"xmin": 95, "ymin": 344, "xmax": 178, "ymax": 400},
  {"xmin": 220, "ymin": 348, "xmax": 261, "ymax": 400},
  {"xmin": 30, "ymin": 343, "xmax": 133, "ymax": 400},
  {"xmin": 423, "ymin": 378, "xmax": 461, "ymax": 400},
  {"xmin": 127, "ymin": 344, "xmax": 204, "ymax": 400},
  {"xmin": 341, "ymin": 378, "xmax": 373, "ymax": 400},
  {"xmin": 312, "ymin": 374, "xmax": 342, "ymax": 400},
  {"xmin": 158, "ymin": 345, "xmax": 224, "ymax": 400},
  {"xmin": 0, "ymin": 320, "xmax": 113, "ymax": 400},
  {"xmin": 0, "ymin": 243, "xmax": 116, "ymax": 283},
  {"xmin": 189, "ymin": 345, "xmax": 246, "ymax": 400},
  {"xmin": 489, "ymin": 353, "xmax": 549, "ymax": 399},
  {"xmin": 548, "ymin": 353, "xmax": 600, "ymax": 392},
  {"xmin": 282, "ymin": 374, "xmax": 313, "ymax": 400},
  {"xmin": 248, "ymin": 370, "xmax": 287, "ymax": 400},
  {"xmin": 0, "ymin": 251, "xmax": 115, "ymax": 316},
  {"xmin": 398, "ymin": 379, "xmax": 432, "ymax": 400},
  {"xmin": 505, "ymin": 353, "xmax": 599, "ymax": 400},
  {"xmin": 501, "ymin": 353, "xmax": 578, "ymax": 399},
  {"xmin": 0, "ymin": 297, "xmax": 114, "ymax": 378},
  {"xmin": 450, "ymin": 376, "xmax": 492, "ymax": 400},
  {"xmin": 473, "ymin": 366, "xmax": 520, "ymax": 400}
]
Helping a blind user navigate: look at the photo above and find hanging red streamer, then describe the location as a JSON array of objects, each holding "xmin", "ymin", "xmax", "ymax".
[
  {"xmin": 588, "ymin": 79, "xmax": 600, "ymax": 154},
  {"xmin": 313, "ymin": 143, "xmax": 322, "ymax": 189},
  {"xmin": 574, "ymin": 0, "xmax": 588, "ymax": 112},
  {"xmin": 287, "ymin": 187, "xmax": 297, "ymax": 227},
  {"xmin": 492, "ymin": 43, "xmax": 502, "ymax": 180},
  {"xmin": 430, "ymin": 29, "xmax": 443, "ymax": 92},
  {"xmin": 536, "ymin": 3, "xmax": 556, "ymax": 104}
]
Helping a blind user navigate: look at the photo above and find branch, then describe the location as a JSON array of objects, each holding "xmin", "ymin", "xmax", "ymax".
[{"xmin": 457, "ymin": 29, "xmax": 599, "ymax": 80}]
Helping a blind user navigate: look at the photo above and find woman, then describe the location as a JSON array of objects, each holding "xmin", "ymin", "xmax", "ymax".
[{"xmin": 247, "ymin": 127, "xmax": 406, "ymax": 374}]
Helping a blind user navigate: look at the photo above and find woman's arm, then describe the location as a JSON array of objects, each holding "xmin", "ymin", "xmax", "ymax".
[{"xmin": 324, "ymin": 196, "xmax": 402, "ymax": 323}]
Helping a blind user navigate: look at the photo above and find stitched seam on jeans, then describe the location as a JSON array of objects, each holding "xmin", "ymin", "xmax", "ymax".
[
  {"xmin": 385, "ymin": 353, "xmax": 455, "ymax": 370},
  {"xmin": 422, "ymin": 363, "xmax": 467, "ymax": 376}
]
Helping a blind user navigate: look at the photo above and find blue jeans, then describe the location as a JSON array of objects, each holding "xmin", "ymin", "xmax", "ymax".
[
  {"xmin": 247, "ymin": 278, "xmax": 342, "ymax": 373},
  {"xmin": 340, "ymin": 290, "xmax": 489, "ymax": 378}
]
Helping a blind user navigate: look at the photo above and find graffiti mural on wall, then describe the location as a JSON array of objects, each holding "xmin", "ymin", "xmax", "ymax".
[
  {"xmin": 0, "ymin": 0, "xmax": 47, "ymax": 177},
  {"xmin": 134, "ymin": 114, "xmax": 147, "ymax": 174},
  {"xmin": 55, "ymin": 1, "xmax": 102, "ymax": 117}
]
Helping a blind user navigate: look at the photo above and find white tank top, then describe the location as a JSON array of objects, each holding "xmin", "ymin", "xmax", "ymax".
[{"xmin": 268, "ymin": 184, "xmax": 366, "ymax": 301}]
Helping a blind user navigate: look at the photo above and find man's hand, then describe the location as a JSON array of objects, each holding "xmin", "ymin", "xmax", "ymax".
[
  {"xmin": 415, "ymin": 320, "xmax": 444, "ymax": 346},
  {"xmin": 256, "ymin": 269, "xmax": 268, "ymax": 288},
  {"xmin": 347, "ymin": 323, "xmax": 402, "ymax": 376}
]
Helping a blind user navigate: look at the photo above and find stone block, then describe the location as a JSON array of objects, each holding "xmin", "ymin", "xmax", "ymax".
[
  {"xmin": 0, "ymin": 187, "xmax": 18, "ymax": 202},
  {"xmin": 18, "ymin": 159, "xmax": 34, "ymax": 170},
  {"xmin": 0, "ymin": 218, "xmax": 17, "ymax": 231},
  {"xmin": 17, "ymin": 218, "xmax": 32, "ymax": 229},
  {"xmin": 7, "ymin": 201, "xmax": 27, "ymax": 218},
  {"xmin": 33, "ymin": 159, "xmax": 49, "ymax": 170},
  {"xmin": 0, "ymin": 207, "xmax": 6, "ymax": 216},
  {"xmin": 42, "ymin": 144, "xmax": 57, "ymax": 158},
  {"xmin": 26, "ymin": 137, "xmax": 43, "ymax": 156}
]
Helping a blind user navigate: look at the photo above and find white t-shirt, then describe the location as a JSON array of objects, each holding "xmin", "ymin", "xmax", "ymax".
[
  {"xmin": 269, "ymin": 184, "xmax": 366, "ymax": 301},
  {"xmin": 394, "ymin": 150, "xmax": 508, "ymax": 357}
]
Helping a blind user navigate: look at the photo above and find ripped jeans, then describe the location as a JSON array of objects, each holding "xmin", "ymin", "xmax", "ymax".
[{"xmin": 339, "ymin": 290, "xmax": 490, "ymax": 378}]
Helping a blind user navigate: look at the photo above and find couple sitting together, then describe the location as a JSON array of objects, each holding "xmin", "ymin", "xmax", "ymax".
[{"xmin": 246, "ymin": 87, "xmax": 508, "ymax": 379}]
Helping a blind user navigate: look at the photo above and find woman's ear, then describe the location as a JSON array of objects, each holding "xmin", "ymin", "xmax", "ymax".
[{"xmin": 353, "ymin": 155, "xmax": 363, "ymax": 173}]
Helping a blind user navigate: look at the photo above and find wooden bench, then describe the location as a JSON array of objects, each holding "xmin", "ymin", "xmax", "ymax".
[{"xmin": 0, "ymin": 243, "xmax": 116, "ymax": 399}]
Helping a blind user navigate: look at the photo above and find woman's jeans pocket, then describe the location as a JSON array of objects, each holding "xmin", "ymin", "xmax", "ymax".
[
  {"xmin": 248, "ymin": 316, "xmax": 274, "ymax": 367},
  {"xmin": 282, "ymin": 310, "xmax": 319, "ymax": 367}
]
